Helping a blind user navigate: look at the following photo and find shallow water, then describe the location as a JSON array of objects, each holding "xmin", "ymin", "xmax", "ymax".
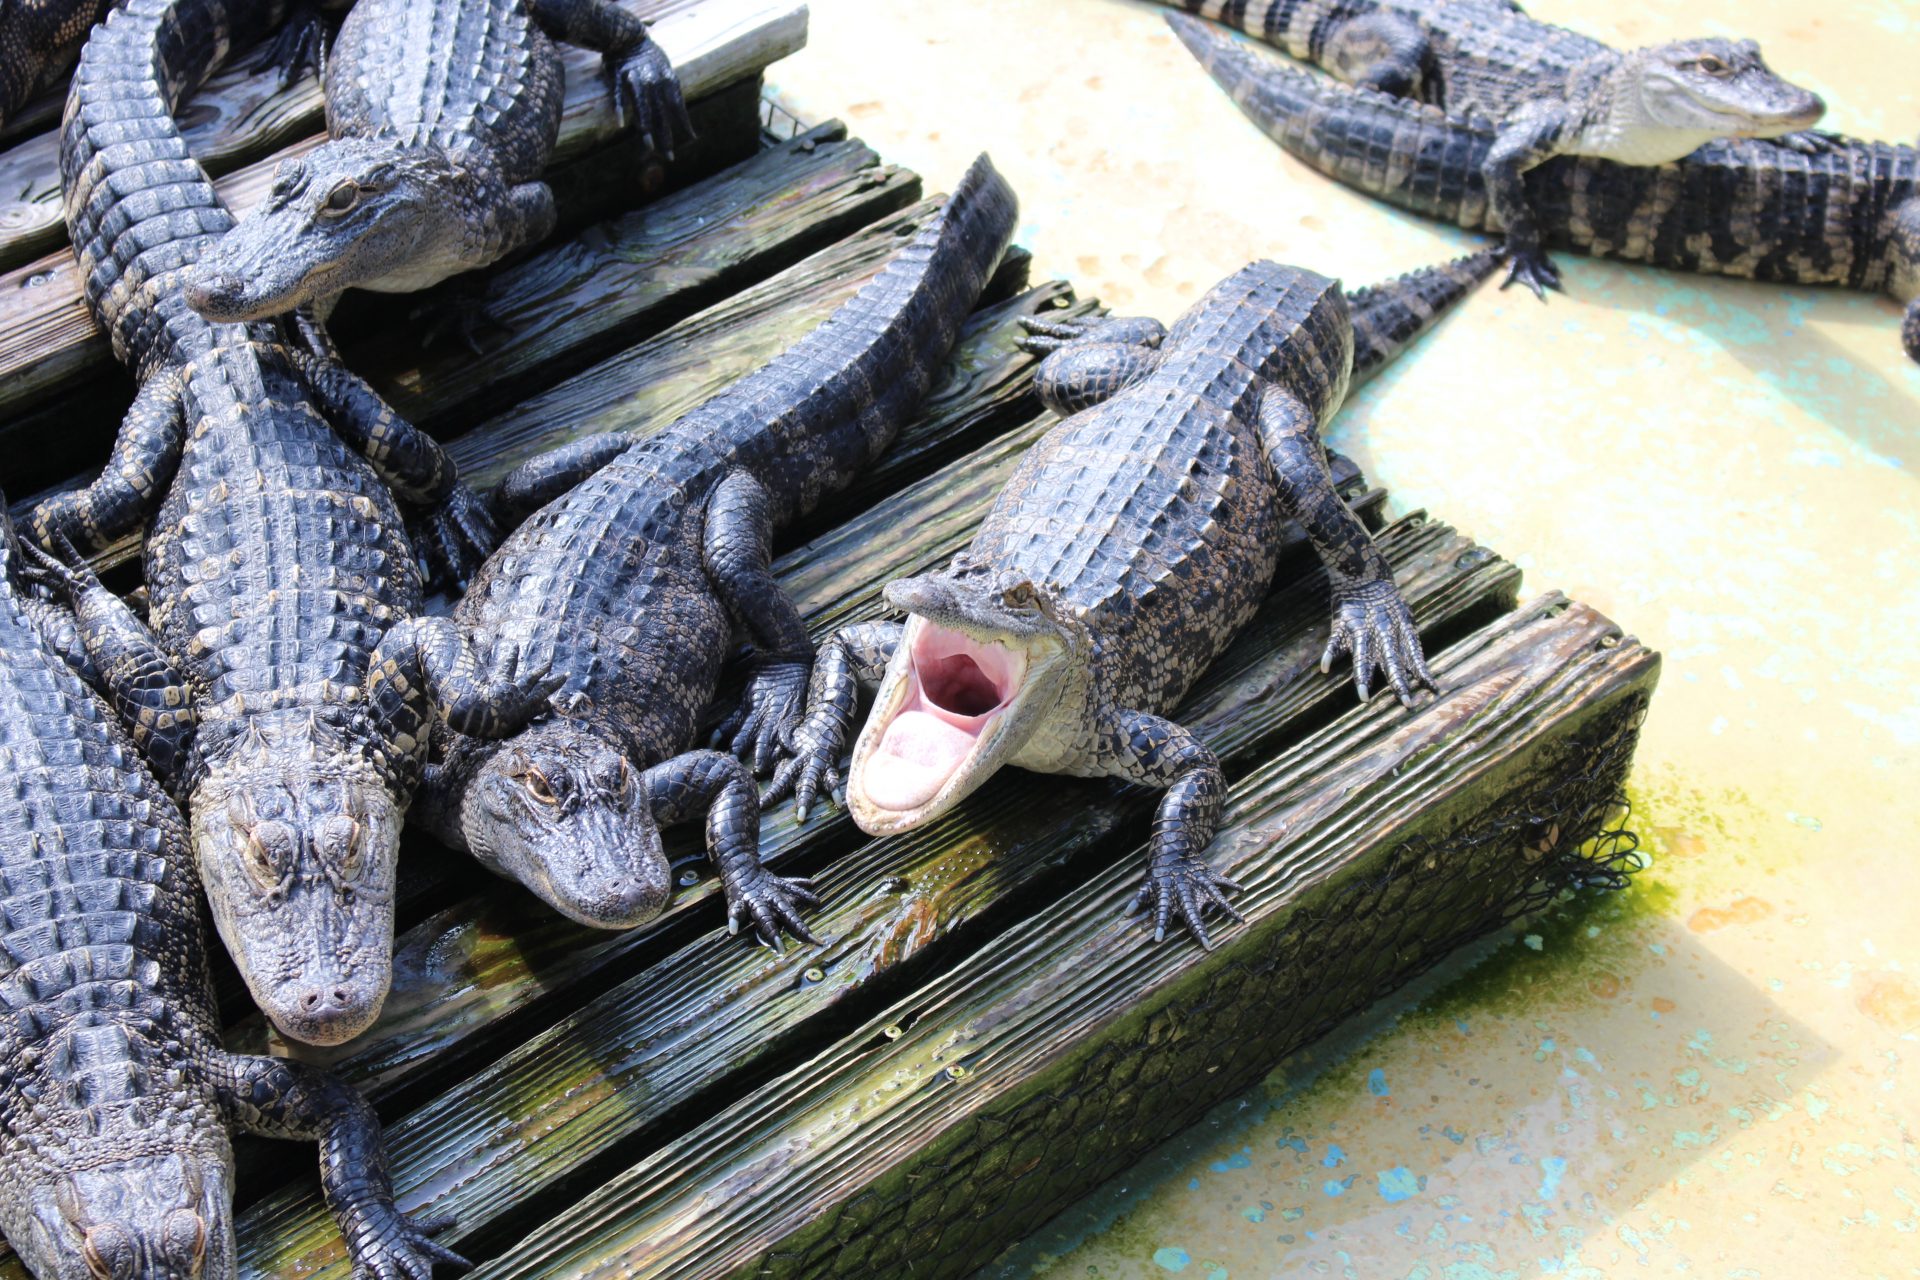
[{"xmin": 768, "ymin": 2, "xmax": 1919, "ymax": 1273}]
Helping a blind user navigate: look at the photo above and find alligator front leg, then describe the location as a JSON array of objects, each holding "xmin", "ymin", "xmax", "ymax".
[
  {"xmin": 645, "ymin": 750, "xmax": 820, "ymax": 947},
  {"xmin": 765, "ymin": 620, "xmax": 903, "ymax": 820},
  {"xmin": 492, "ymin": 432, "xmax": 631, "ymax": 526},
  {"xmin": 1017, "ymin": 314, "xmax": 1167, "ymax": 415},
  {"xmin": 28, "ymin": 370, "xmax": 186, "ymax": 553},
  {"xmin": 1098, "ymin": 709, "xmax": 1243, "ymax": 949},
  {"xmin": 1256, "ymin": 386, "xmax": 1436, "ymax": 706},
  {"xmin": 213, "ymin": 1051, "xmax": 466, "ymax": 1280},
  {"xmin": 1483, "ymin": 104, "xmax": 1571, "ymax": 298},
  {"xmin": 287, "ymin": 349, "xmax": 498, "ymax": 591},
  {"xmin": 22, "ymin": 540, "xmax": 197, "ymax": 793},
  {"xmin": 704, "ymin": 471, "xmax": 815, "ymax": 775},
  {"xmin": 529, "ymin": 0, "xmax": 693, "ymax": 159},
  {"xmin": 367, "ymin": 617, "xmax": 561, "ymax": 783}
]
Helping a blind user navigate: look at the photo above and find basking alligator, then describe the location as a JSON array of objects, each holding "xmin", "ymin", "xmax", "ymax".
[
  {"xmin": 0, "ymin": 508, "xmax": 457, "ymax": 1280},
  {"xmin": 182, "ymin": 0, "xmax": 694, "ymax": 329},
  {"xmin": 1164, "ymin": 3, "xmax": 1824, "ymax": 295},
  {"xmin": 1175, "ymin": 22, "xmax": 1920, "ymax": 365},
  {"xmin": 0, "ymin": 0, "xmax": 113, "ymax": 131},
  {"xmin": 32, "ymin": 0, "xmax": 499, "ymax": 1046},
  {"xmin": 766, "ymin": 251, "xmax": 1497, "ymax": 946},
  {"xmin": 385, "ymin": 157, "xmax": 1018, "ymax": 936}
]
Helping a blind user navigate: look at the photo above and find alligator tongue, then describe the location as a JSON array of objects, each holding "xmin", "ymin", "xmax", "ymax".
[{"xmin": 863, "ymin": 710, "xmax": 982, "ymax": 810}]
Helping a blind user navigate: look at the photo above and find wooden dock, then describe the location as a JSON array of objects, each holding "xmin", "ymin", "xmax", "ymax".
[{"xmin": 0, "ymin": 4, "xmax": 1659, "ymax": 1275}]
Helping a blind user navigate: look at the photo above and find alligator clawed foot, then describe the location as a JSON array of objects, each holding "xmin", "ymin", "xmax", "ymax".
[
  {"xmin": 1778, "ymin": 129, "xmax": 1841, "ymax": 156},
  {"xmin": 249, "ymin": 5, "xmax": 329, "ymax": 89},
  {"xmin": 1322, "ymin": 580, "xmax": 1438, "ymax": 709},
  {"xmin": 1498, "ymin": 243, "xmax": 1562, "ymax": 300},
  {"xmin": 614, "ymin": 42, "xmax": 695, "ymax": 162},
  {"xmin": 716, "ymin": 660, "xmax": 810, "ymax": 776},
  {"xmin": 413, "ymin": 483, "xmax": 499, "ymax": 595},
  {"xmin": 413, "ymin": 286, "xmax": 512, "ymax": 356},
  {"xmin": 1128, "ymin": 852, "xmax": 1245, "ymax": 949},
  {"xmin": 347, "ymin": 1205, "xmax": 470, "ymax": 1280},
  {"xmin": 763, "ymin": 728, "xmax": 844, "ymax": 823},
  {"xmin": 725, "ymin": 867, "xmax": 823, "ymax": 949}
]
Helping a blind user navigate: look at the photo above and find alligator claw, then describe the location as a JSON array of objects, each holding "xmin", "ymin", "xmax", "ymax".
[
  {"xmin": 1777, "ymin": 129, "xmax": 1842, "ymax": 156},
  {"xmin": 763, "ymin": 730, "xmax": 844, "ymax": 823},
  {"xmin": 249, "ymin": 4, "xmax": 329, "ymax": 89},
  {"xmin": 612, "ymin": 41, "xmax": 695, "ymax": 162},
  {"xmin": 717, "ymin": 659, "xmax": 810, "ymax": 776},
  {"xmin": 412, "ymin": 483, "xmax": 499, "ymax": 595},
  {"xmin": 1128, "ymin": 853, "xmax": 1245, "ymax": 949},
  {"xmin": 1498, "ymin": 243, "xmax": 1562, "ymax": 299},
  {"xmin": 1321, "ymin": 579, "xmax": 1437, "ymax": 709},
  {"xmin": 345, "ymin": 1204, "xmax": 469, "ymax": 1280},
  {"xmin": 725, "ymin": 867, "xmax": 823, "ymax": 948}
]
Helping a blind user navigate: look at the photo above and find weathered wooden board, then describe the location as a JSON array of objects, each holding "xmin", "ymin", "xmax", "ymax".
[
  {"xmin": 472, "ymin": 598, "xmax": 1657, "ymax": 1279},
  {"xmin": 0, "ymin": 0, "xmax": 810, "ymax": 443},
  {"xmin": 0, "ymin": 0, "xmax": 806, "ymax": 272}
]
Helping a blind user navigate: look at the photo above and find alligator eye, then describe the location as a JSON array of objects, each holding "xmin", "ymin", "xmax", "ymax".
[
  {"xmin": 1689, "ymin": 55, "xmax": 1730, "ymax": 75},
  {"xmin": 162, "ymin": 1209, "xmax": 207, "ymax": 1275},
  {"xmin": 318, "ymin": 815, "xmax": 364, "ymax": 879},
  {"xmin": 522, "ymin": 767, "xmax": 557, "ymax": 805},
  {"xmin": 321, "ymin": 181, "xmax": 361, "ymax": 216},
  {"xmin": 81, "ymin": 1223, "xmax": 133, "ymax": 1280},
  {"xmin": 241, "ymin": 821, "xmax": 291, "ymax": 893}
]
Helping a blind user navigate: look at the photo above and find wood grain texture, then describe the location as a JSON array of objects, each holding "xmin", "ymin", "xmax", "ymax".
[{"xmin": 473, "ymin": 598, "xmax": 1658, "ymax": 1279}]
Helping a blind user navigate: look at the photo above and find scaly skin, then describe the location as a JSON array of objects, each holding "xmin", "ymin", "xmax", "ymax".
[
  {"xmin": 770, "ymin": 253, "xmax": 1498, "ymax": 948},
  {"xmin": 393, "ymin": 157, "xmax": 1019, "ymax": 940},
  {"xmin": 1173, "ymin": 23, "xmax": 1920, "ymax": 365},
  {"xmin": 32, "ymin": 0, "xmax": 497, "ymax": 1047},
  {"xmin": 1166, "ymin": 3, "xmax": 1824, "ymax": 295},
  {"xmin": 182, "ymin": 0, "xmax": 693, "ymax": 328},
  {"xmin": 0, "ymin": 508, "xmax": 456, "ymax": 1280},
  {"xmin": 0, "ymin": 0, "xmax": 113, "ymax": 130}
]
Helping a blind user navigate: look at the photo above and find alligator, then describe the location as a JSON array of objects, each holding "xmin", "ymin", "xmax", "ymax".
[
  {"xmin": 1163, "ymin": 3, "xmax": 1825, "ymax": 296},
  {"xmin": 762, "ymin": 250, "xmax": 1498, "ymax": 947},
  {"xmin": 384, "ymin": 157, "xmax": 1018, "ymax": 936},
  {"xmin": 0, "ymin": 0, "xmax": 113, "ymax": 131},
  {"xmin": 1172, "ymin": 20, "xmax": 1920, "ymax": 365},
  {"xmin": 181, "ymin": 0, "xmax": 694, "ymax": 331},
  {"xmin": 0, "ymin": 505, "xmax": 458, "ymax": 1280},
  {"xmin": 31, "ymin": 0, "xmax": 502, "ymax": 1046}
]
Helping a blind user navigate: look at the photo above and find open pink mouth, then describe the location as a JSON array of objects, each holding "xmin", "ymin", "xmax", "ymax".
[{"xmin": 859, "ymin": 622, "xmax": 1026, "ymax": 812}]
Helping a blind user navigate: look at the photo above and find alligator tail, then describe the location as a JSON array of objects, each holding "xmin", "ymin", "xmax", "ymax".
[
  {"xmin": 1346, "ymin": 246, "xmax": 1501, "ymax": 385},
  {"xmin": 1160, "ymin": 1, "xmax": 1349, "ymax": 60},
  {"xmin": 1166, "ymin": 12, "xmax": 1497, "ymax": 231},
  {"xmin": 61, "ymin": 0, "xmax": 290, "ymax": 369}
]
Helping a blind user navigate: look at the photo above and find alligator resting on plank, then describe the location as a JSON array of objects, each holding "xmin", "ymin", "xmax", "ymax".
[
  {"xmin": 767, "ymin": 250, "xmax": 1499, "ymax": 946},
  {"xmin": 386, "ymin": 157, "xmax": 1019, "ymax": 937},
  {"xmin": 1172, "ymin": 17, "xmax": 1920, "ymax": 364},
  {"xmin": 0, "ymin": 505, "xmax": 456, "ymax": 1280}
]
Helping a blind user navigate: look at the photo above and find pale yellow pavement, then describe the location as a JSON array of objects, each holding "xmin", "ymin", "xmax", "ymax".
[{"xmin": 766, "ymin": 3, "xmax": 1920, "ymax": 1276}]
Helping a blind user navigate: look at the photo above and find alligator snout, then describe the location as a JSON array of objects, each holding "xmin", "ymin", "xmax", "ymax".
[
  {"xmin": 182, "ymin": 268, "xmax": 252, "ymax": 321},
  {"xmin": 276, "ymin": 979, "xmax": 386, "ymax": 1045}
]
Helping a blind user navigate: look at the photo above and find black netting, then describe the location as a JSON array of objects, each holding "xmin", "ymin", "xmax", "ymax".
[{"xmin": 753, "ymin": 691, "xmax": 1653, "ymax": 1279}]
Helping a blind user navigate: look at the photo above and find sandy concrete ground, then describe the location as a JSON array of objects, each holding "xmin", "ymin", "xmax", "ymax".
[{"xmin": 766, "ymin": 3, "xmax": 1920, "ymax": 1276}]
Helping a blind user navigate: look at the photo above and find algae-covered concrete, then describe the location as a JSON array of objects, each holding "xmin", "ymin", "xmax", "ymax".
[{"xmin": 766, "ymin": 2, "xmax": 1920, "ymax": 1275}]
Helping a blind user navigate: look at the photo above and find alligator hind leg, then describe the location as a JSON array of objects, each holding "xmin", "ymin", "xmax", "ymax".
[
  {"xmin": 212, "ymin": 1051, "xmax": 467, "ymax": 1280},
  {"xmin": 287, "ymin": 349, "xmax": 498, "ymax": 591},
  {"xmin": 492, "ymin": 432, "xmax": 631, "ymax": 525},
  {"xmin": 703, "ymin": 471, "xmax": 816, "ymax": 775},
  {"xmin": 530, "ymin": 0, "xmax": 693, "ymax": 159},
  {"xmin": 766, "ymin": 620, "xmax": 903, "ymax": 820},
  {"xmin": 1097, "ymin": 709, "xmax": 1243, "ymax": 949},
  {"xmin": 1321, "ymin": 11, "xmax": 1430, "ymax": 100},
  {"xmin": 28, "ymin": 370, "xmax": 185, "ymax": 553},
  {"xmin": 1483, "ymin": 105, "xmax": 1572, "ymax": 298},
  {"xmin": 1017, "ymin": 314, "xmax": 1168, "ymax": 415},
  {"xmin": 1256, "ymin": 386, "xmax": 1435, "ymax": 706},
  {"xmin": 645, "ymin": 750, "xmax": 820, "ymax": 946}
]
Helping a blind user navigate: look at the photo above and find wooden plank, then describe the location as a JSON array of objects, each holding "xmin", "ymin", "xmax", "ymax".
[
  {"xmin": 230, "ymin": 511, "xmax": 1520, "ymax": 1277},
  {"xmin": 0, "ymin": 0, "xmax": 803, "ymax": 272},
  {"xmin": 0, "ymin": 0, "xmax": 811, "ymax": 432},
  {"xmin": 468, "ymin": 597, "xmax": 1658, "ymax": 1279}
]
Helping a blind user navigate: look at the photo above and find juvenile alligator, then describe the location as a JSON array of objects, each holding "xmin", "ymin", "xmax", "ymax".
[
  {"xmin": 0, "ymin": 507, "xmax": 456, "ymax": 1280},
  {"xmin": 766, "ymin": 250, "xmax": 1497, "ymax": 946},
  {"xmin": 0, "ymin": 0, "xmax": 113, "ymax": 131},
  {"xmin": 182, "ymin": 0, "xmax": 693, "ymax": 329},
  {"xmin": 33, "ymin": 0, "xmax": 500, "ymax": 1046},
  {"xmin": 1164, "ymin": 3, "xmax": 1824, "ymax": 295},
  {"xmin": 1174, "ymin": 23, "xmax": 1920, "ymax": 365},
  {"xmin": 390, "ymin": 158, "xmax": 1017, "ymax": 935}
]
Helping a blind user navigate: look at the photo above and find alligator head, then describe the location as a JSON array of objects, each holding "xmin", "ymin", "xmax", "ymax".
[
  {"xmin": 184, "ymin": 137, "xmax": 498, "ymax": 321},
  {"xmin": 1630, "ymin": 38, "xmax": 1824, "ymax": 145},
  {"xmin": 458, "ymin": 719, "xmax": 670, "ymax": 929},
  {"xmin": 190, "ymin": 718, "xmax": 400, "ymax": 1046},
  {"xmin": 847, "ymin": 572, "xmax": 1086, "ymax": 836},
  {"xmin": 11, "ymin": 1150, "xmax": 234, "ymax": 1280}
]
